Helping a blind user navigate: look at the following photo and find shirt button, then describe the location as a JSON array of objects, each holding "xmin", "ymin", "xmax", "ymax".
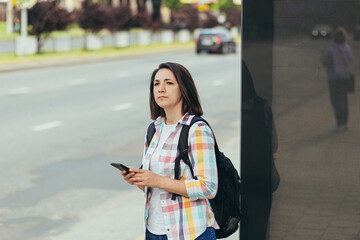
[{"xmin": 167, "ymin": 228, "xmax": 170, "ymax": 232}]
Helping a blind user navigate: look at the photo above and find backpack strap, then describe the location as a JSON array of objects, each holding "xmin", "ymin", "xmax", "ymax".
[
  {"xmin": 146, "ymin": 122, "xmax": 155, "ymax": 147},
  {"xmin": 172, "ymin": 116, "xmax": 213, "ymax": 200},
  {"xmin": 147, "ymin": 118, "xmax": 217, "ymax": 201},
  {"xmin": 189, "ymin": 116, "xmax": 221, "ymax": 156}
]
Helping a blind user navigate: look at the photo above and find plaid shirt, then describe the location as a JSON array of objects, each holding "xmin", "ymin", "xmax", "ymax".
[{"xmin": 142, "ymin": 113, "xmax": 219, "ymax": 240}]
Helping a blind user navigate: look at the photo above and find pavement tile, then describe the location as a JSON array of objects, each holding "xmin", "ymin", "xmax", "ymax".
[
  {"xmin": 329, "ymin": 219, "xmax": 360, "ymax": 228},
  {"xmin": 296, "ymin": 220, "xmax": 329, "ymax": 230}
]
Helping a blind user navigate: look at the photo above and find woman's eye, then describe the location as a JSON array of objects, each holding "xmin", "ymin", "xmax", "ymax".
[
  {"xmin": 154, "ymin": 82, "xmax": 159, "ymax": 86},
  {"xmin": 167, "ymin": 82, "xmax": 174, "ymax": 85}
]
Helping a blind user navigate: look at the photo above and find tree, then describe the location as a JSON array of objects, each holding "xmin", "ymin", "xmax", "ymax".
[
  {"xmin": 151, "ymin": 0, "xmax": 162, "ymax": 29},
  {"xmin": 28, "ymin": 0, "xmax": 73, "ymax": 53},
  {"xmin": 77, "ymin": 0, "xmax": 108, "ymax": 34},
  {"xmin": 200, "ymin": 11, "xmax": 219, "ymax": 28},
  {"xmin": 105, "ymin": 4, "xmax": 133, "ymax": 33},
  {"xmin": 171, "ymin": 6, "xmax": 199, "ymax": 32},
  {"xmin": 134, "ymin": 5, "xmax": 152, "ymax": 29},
  {"xmin": 163, "ymin": 0, "xmax": 183, "ymax": 9},
  {"xmin": 214, "ymin": 0, "xmax": 240, "ymax": 13},
  {"xmin": 226, "ymin": 7, "xmax": 241, "ymax": 27}
]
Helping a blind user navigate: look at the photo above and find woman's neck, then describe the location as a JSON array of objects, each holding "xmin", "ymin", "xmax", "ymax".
[{"xmin": 164, "ymin": 109, "xmax": 183, "ymax": 125}]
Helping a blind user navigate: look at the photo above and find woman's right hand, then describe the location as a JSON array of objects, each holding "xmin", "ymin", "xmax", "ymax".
[
  {"xmin": 121, "ymin": 167, "xmax": 145, "ymax": 192},
  {"xmin": 121, "ymin": 167, "xmax": 137, "ymax": 185}
]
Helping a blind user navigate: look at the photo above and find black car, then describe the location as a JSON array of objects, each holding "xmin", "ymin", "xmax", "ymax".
[
  {"xmin": 196, "ymin": 28, "xmax": 236, "ymax": 54},
  {"xmin": 311, "ymin": 24, "xmax": 332, "ymax": 39}
]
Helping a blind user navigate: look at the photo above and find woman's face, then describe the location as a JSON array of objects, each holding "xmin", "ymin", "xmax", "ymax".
[{"xmin": 153, "ymin": 68, "xmax": 183, "ymax": 113}]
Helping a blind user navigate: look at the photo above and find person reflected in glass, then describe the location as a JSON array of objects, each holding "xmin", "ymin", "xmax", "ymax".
[
  {"xmin": 121, "ymin": 62, "xmax": 218, "ymax": 240},
  {"xmin": 241, "ymin": 60, "xmax": 278, "ymax": 240},
  {"xmin": 321, "ymin": 27, "xmax": 354, "ymax": 132}
]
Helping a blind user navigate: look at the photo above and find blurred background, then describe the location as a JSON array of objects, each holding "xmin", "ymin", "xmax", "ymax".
[{"xmin": 0, "ymin": 0, "xmax": 241, "ymax": 239}]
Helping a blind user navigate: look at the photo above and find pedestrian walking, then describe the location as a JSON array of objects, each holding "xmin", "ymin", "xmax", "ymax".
[
  {"xmin": 121, "ymin": 62, "xmax": 218, "ymax": 240},
  {"xmin": 321, "ymin": 27, "xmax": 354, "ymax": 132}
]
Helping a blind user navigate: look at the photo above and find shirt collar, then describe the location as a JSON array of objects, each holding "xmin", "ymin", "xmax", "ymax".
[{"xmin": 154, "ymin": 113, "xmax": 194, "ymax": 127}]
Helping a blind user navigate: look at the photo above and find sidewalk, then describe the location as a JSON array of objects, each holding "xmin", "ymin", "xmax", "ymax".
[
  {"xmin": 270, "ymin": 89, "xmax": 360, "ymax": 239},
  {"xmin": 0, "ymin": 45, "xmax": 193, "ymax": 73},
  {"xmin": 269, "ymin": 39, "xmax": 360, "ymax": 240}
]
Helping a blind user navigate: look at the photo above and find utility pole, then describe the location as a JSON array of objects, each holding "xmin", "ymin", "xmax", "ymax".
[
  {"xmin": 6, "ymin": 0, "xmax": 14, "ymax": 35},
  {"xmin": 15, "ymin": 0, "xmax": 37, "ymax": 55}
]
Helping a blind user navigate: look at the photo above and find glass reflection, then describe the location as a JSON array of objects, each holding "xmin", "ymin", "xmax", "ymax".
[{"xmin": 242, "ymin": 0, "xmax": 360, "ymax": 239}]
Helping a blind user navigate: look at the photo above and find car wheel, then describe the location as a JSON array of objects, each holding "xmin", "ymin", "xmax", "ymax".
[
  {"xmin": 231, "ymin": 44, "xmax": 236, "ymax": 53},
  {"xmin": 222, "ymin": 44, "xmax": 229, "ymax": 54},
  {"xmin": 196, "ymin": 49, "xmax": 201, "ymax": 54}
]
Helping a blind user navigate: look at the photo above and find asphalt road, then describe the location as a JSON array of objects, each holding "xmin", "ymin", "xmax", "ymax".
[{"xmin": 0, "ymin": 48, "xmax": 241, "ymax": 240}]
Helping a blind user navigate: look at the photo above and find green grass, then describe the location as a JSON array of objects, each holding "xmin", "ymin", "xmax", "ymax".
[
  {"xmin": 0, "ymin": 41, "xmax": 195, "ymax": 65},
  {"xmin": 50, "ymin": 24, "xmax": 86, "ymax": 38},
  {"xmin": 0, "ymin": 22, "xmax": 20, "ymax": 40}
]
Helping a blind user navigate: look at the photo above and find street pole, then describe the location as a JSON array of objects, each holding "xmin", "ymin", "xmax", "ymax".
[
  {"xmin": 20, "ymin": 7, "xmax": 27, "ymax": 39},
  {"xmin": 20, "ymin": 7, "xmax": 27, "ymax": 55},
  {"xmin": 6, "ymin": 0, "xmax": 14, "ymax": 35}
]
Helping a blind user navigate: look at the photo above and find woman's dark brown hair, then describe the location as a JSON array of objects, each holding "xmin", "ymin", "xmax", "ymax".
[
  {"xmin": 149, "ymin": 62, "xmax": 203, "ymax": 120},
  {"xmin": 334, "ymin": 27, "xmax": 347, "ymax": 44}
]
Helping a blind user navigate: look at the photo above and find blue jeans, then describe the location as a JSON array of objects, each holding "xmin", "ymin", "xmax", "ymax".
[{"xmin": 146, "ymin": 227, "xmax": 216, "ymax": 240}]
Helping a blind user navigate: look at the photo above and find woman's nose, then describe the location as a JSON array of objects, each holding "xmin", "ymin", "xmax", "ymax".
[{"xmin": 158, "ymin": 83, "xmax": 165, "ymax": 92}]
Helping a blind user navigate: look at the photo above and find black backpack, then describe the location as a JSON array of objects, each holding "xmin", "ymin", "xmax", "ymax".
[{"xmin": 146, "ymin": 116, "xmax": 241, "ymax": 239}]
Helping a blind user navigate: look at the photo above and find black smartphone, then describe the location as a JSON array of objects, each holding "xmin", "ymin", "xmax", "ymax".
[{"xmin": 110, "ymin": 163, "xmax": 131, "ymax": 174}]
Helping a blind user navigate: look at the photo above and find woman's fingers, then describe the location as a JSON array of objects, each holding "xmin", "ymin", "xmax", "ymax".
[
  {"xmin": 132, "ymin": 168, "xmax": 145, "ymax": 174},
  {"xmin": 120, "ymin": 169, "xmax": 159, "ymax": 187}
]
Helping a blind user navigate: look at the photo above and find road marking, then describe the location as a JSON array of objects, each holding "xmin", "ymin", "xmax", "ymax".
[
  {"xmin": 112, "ymin": 103, "xmax": 133, "ymax": 111},
  {"xmin": 69, "ymin": 78, "xmax": 87, "ymax": 86},
  {"xmin": 117, "ymin": 72, "xmax": 131, "ymax": 78},
  {"xmin": 32, "ymin": 121, "xmax": 63, "ymax": 131},
  {"xmin": 212, "ymin": 80, "xmax": 224, "ymax": 86},
  {"xmin": 8, "ymin": 87, "xmax": 31, "ymax": 95}
]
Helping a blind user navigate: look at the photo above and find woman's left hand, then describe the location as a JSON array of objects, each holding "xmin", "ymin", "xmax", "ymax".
[{"xmin": 131, "ymin": 169, "xmax": 164, "ymax": 188}]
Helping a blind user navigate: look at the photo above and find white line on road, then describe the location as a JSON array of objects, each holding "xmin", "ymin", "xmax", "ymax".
[
  {"xmin": 32, "ymin": 121, "xmax": 63, "ymax": 131},
  {"xmin": 69, "ymin": 78, "xmax": 87, "ymax": 86},
  {"xmin": 112, "ymin": 103, "xmax": 133, "ymax": 111},
  {"xmin": 212, "ymin": 80, "xmax": 224, "ymax": 86},
  {"xmin": 8, "ymin": 87, "xmax": 31, "ymax": 95}
]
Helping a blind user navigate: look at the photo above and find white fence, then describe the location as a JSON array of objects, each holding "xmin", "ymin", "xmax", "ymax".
[{"xmin": 11, "ymin": 27, "xmax": 240, "ymax": 55}]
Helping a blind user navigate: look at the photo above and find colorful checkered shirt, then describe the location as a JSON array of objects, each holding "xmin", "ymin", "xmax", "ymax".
[{"xmin": 142, "ymin": 113, "xmax": 219, "ymax": 240}]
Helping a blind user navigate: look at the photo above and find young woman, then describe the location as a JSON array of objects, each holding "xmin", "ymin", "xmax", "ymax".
[
  {"xmin": 122, "ymin": 62, "xmax": 218, "ymax": 240},
  {"xmin": 322, "ymin": 27, "xmax": 354, "ymax": 132}
]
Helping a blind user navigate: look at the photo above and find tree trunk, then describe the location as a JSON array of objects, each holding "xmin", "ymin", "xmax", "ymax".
[
  {"xmin": 151, "ymin": 0, "xmax": 161, "ymax": 23},
  {"xmin": 36, "ymin": 35, "xmax": 41, "ymax": 53},
  {"xmin": 136, "ymin": 0, "xmax": 145, "ymax": 12}
]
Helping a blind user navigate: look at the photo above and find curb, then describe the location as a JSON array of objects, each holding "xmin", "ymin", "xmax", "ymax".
[{"xmin": 0, "ymin": 46, "xmax": 193, "ymax": 73}]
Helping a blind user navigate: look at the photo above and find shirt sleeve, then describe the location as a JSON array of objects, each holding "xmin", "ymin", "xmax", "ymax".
[{"xmin": 184, "ymin": 122, "xmax": 218, "ymax": 201}]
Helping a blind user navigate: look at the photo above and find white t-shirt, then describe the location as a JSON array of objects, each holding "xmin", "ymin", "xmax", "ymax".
[{"xmin": 147, "ymin": 123, "xmax": 177, "ymax": 235}]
